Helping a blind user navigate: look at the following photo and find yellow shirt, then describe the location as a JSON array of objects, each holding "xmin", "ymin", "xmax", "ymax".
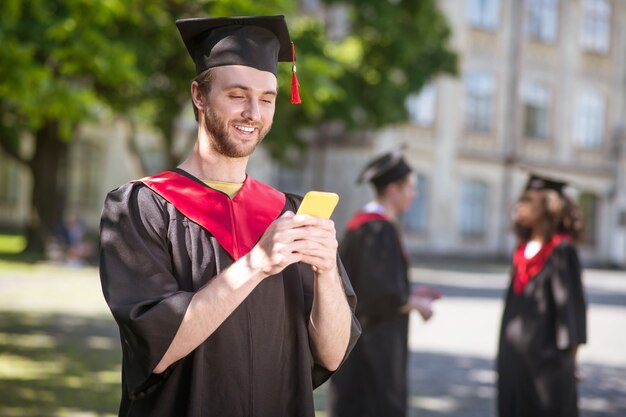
[{"xmin": 203, "ymin": 180, "xmax": 244, "ymax": 199}]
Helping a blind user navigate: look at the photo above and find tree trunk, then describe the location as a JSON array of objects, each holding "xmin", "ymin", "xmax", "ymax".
[{"xmin": 24, "ymin": 120, "xmax": 69, "ymax": 255}]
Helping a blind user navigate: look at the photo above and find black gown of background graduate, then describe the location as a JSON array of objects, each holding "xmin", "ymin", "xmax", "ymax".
[
  {"xmin": 329, "ymin": 210, "xmax": 410, "ymax": 417},
  {"xmin": 497, "ymin": 236, "xmax": 587, "ymax": 417},
  {"xmin": 100, "ymin": 169, "xmax": 361, "ymax": 417}
]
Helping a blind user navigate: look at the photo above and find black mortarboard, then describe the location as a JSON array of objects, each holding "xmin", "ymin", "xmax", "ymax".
[
  {"xmin": 176, "ymin": 15, "xmax": 293, "ymax": 76},
  {"xmin": 524, "ymin": 174, "xmax": 567, "ymax": 194},
  {"xmin": 358, "ymin": 147, "xmax": 413, "ymax": 188}
]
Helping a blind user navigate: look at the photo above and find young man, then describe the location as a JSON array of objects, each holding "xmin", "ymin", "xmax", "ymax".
[
  {"xmin": 329, "ymin": 149, "xmax": 441, "ymax": 417},
  {"xmin": 99, "ymin": 15, "xmax": 360, "ymax": 417}
]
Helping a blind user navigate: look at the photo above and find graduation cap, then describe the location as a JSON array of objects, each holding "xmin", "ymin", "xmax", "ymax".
[
  {"xmin": 524, "ymin": 174, "xmax": 567, "ymax": 194},
  {"xmin": 358, "ymin": 147, "xmax": 413, "ymax": 189},
  {"xmin": 176, "ymin": 15, "xmax": 301, "ymax": 104}
]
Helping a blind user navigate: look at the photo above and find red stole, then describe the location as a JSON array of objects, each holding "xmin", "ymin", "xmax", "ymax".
[
  {"xmin": 346, "ymin": 211, "xmax": 388, "ymax": 231},
  {"xmin": 512, "ymin": 233, "xmax": 571, "ymax": 295},
  {"xmin": 137, "ymin": 170, "xmax": 286, "ymax": 261},
  {"xmin": 345, "ymin": 210, "xmax": 409, "ymax": 263}
]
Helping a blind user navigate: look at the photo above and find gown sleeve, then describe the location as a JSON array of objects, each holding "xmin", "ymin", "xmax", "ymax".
[
  {"xmin": 99, "ymin": 183, "xmax": 195, "ymax": 396},
  {"xmin": 550, "ymin": 242, "xmax": 587, "ymax": 350}
]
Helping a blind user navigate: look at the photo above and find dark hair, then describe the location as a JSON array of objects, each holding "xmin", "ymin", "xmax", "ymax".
[
  {"xmin": 513, "ymin": 189, "xmax": 585, "ymax": 243},
  {"xmin": 374, "ymin": 172, "xmax": 412, "ymax": 196},
  {"xmin": 192, "ymin": 68, "xmax": 215, "ymax": 122}
]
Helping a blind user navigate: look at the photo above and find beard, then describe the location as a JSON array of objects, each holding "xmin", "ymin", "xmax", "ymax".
[{"xmin": 203, "ymin": 106, "xmax": 271, "ymax": 158}]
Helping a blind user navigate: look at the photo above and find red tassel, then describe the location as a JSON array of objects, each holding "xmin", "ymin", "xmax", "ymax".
[
  {"xmin": 291, "ymin": 42, "xmax": 301, "ymax": 104},
  {"xmin": 291, "ymin": 70, "xmax": 301, "ymax": 104}
]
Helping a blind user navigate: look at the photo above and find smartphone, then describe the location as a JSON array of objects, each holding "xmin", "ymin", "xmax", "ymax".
[{"xmin": 296, "ymin": 191, "xmax": 339, "ymax": 219}]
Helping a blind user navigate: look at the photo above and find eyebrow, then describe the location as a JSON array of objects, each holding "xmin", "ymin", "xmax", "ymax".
[{"xmin": 224, "ymin": 84, "xmax": 278, "ymax": 96}]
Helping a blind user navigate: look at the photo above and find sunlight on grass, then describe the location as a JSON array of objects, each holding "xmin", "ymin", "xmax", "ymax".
[
  {"xmin": 0, "ymin": 234, "xmax": 26, "ymax": 254},
  {"xmin": 59, "ymin": 375, "xmax": 84, "ymax": 389},
  {"xmin": 53, "ymin": 409, "xmax": 117, "ymax": 417},
  {"xmin": 0, "ymin": 332, "xmax": 57, "ymax": 349},
  {"xmin": 85, "ymin": 336, "xmax": 116, "ymax": 350},
  {"xmin": 0, "ymin": 354, "xmax": 63, "ymax": 380},
  {"xmin": 2, "ymin": 406, "xmax": 32, "ymax": 416},
  {"xmin": 95, "ymin": 369, "xmax": 121, "ymax": 385}
]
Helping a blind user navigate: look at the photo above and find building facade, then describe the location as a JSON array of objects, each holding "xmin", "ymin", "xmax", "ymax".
[
  {"xmin": 1, "ymin": 0, "xmax": 625, "ymax": 266},
  {"xmin": 330, "ymin": 0, "xmax": 626, "ymax": 266}
]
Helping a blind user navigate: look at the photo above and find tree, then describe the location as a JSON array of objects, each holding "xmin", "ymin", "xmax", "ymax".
[
  {"xmin": 270, "ymin": 0, "xmax": 457, "ymax": 160},
  {"xmin": 0, "ymin": 0, "xmax": 239, "ymax": 253},
  {"xmin": 0, "ymin": 0, "xmax": 147, "ymax": 252},
  {"xmin": 0, "ymin": 0, "xmax": 455, "ymax": 255}
]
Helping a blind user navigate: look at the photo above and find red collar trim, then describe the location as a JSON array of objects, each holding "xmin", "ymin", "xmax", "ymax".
[
  {"xmin": 137, "ymin": 170, "xmax": 286, "ymax": 260},
  {"xmin": 512, "ymin": 233, "xmax": 572, "ymax": 295},
  {"xmin": 346, "ymin": 211, "xmax": 389, "ymax": 231}
]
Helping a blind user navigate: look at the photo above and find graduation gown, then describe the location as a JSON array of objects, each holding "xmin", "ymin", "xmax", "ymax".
[
  {"xmin": 99, "ymin": 169, "xmax": 360, "ymax": 417},
  {"xmin": 329, "ymin": 212, "xmax": 410, "ymax": 417},
  {"xmin": 497, "ymin": 239, "xmax": 587, "ymax": 417}
]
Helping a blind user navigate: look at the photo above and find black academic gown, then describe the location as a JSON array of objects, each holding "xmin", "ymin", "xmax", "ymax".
[
  {"xmin": 329, "ymin": 214, "xmax": 410, "ymax": 417},
  {"xmin": 99, "ymin": 170, "xmax": 360, "ymax": 417},
  {"xmin": 497, "ymin": 241, "xmax": 587, "ymax": 417}
]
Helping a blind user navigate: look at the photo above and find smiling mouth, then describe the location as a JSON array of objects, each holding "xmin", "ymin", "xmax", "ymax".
[{"xmin": 234, "ymin": 124, "xmax": 256, "ymax": 134}]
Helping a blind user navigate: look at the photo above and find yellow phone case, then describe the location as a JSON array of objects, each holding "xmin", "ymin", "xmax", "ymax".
[{"xmin": 296, "ymin": 191, "xmax": 340, "ymax": 219}]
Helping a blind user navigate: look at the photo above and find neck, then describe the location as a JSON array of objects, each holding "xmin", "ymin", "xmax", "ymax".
[
  {"xmin": 375, "ymin": 197, "xmax": 399, "ymax": 220},
  {"xmin": 530, "ymin": 225, "xmax": 548, "ymax": 243},
  {"xmin": 178, "ymin": 131, "xmax": 248, "ymax": 183}
]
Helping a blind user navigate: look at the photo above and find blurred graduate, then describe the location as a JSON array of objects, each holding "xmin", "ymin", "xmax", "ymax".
[
  {"xmin": 329, "ymin": 148, "xmax": 441, "ymax": 417},
  {"xmin": 497, "ymin": 174, "xmax": 587, "ymax": 417}
]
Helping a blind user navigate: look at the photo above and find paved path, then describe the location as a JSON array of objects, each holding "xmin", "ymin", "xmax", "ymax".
[
  {"xmin": 403, "ymin": 263, "xmax": 626, "ymax": 417},
  {"xmin": 1, "ymin": 262, "xmax": 625, "ymax": 416}
]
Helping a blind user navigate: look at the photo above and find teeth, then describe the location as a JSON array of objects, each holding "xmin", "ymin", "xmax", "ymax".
[{"xmin": 235, "ymin": 125, "xmax": 255, "ymax": 133}]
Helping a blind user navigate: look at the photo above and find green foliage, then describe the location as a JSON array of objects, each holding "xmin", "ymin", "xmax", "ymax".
[
  {"xmin": 0, "ymin": 0, "xmax": 146, "ymax": 140},
  {"xmin": 304, "ymin": 0, "xmax": 456, "ymax": 127},
  {"xmin": 269, "ymin": 0, "xmax": 457, "ymax": 158},
  {"xmin": 0, "ymin": 0, "xmax": 457, "ymax": 161}
]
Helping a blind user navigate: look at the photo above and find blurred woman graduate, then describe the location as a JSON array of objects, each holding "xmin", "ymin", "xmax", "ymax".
[{"xmin": 497, "ymin": 174, "xmax": 587, "ymax": 417}]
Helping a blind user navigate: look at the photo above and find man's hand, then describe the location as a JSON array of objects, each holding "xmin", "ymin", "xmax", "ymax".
[
  {"xmin": 291, "ymin": 213, "xmax": 338, "ymax": 274},
  {"xmin": 246, "ymin": 211, "xmax": 338, "ymax": 277},
  {"xmin": 405, "ymin": 286, "xmax": 443, "ymax": 321}
]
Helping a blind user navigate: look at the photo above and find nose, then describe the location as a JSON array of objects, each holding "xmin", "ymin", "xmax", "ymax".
[{"xmin": 242, "ymin": 99, "xmax": 261, "ymax": 121}]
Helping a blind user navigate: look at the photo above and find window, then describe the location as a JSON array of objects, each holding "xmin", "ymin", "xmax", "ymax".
[
  {"xmin": 402, "ymin": 173, "xmax": 428, "ymax": 234},
  {"xmin": 406, "ymin": 84, "xmax": 436, "ymax": 127},
  {"xmin": 579, "ymin": 192, "xmax": 598, "ymax": 245},
  {"xmin": 526, "ymin": 0, "xmax": 558, "ymax": 42},
  {"xmin": 581, "ymin": 0, "xmax": 611, "ymax": 53},
  {"xmin": 67, "ymin": 142, "xmax": 102, "ymax": 209},
  {"xmin": 523, "ymin": 81, "xmax": 551, "ymax": 140},
  {"xmin": 467, "ymin": 0, "xmax": 501, "ymax": 30},
  {"xmin": 459, "ymin": 180, "xmax": 489, "ymax": 237},
  {"xmin": 465, "ymin": 71, "xmax": 495, "ymax": 132},
  {"xmin": 574, "ymin": 91, "xmax": 605, "ymax": 149}
]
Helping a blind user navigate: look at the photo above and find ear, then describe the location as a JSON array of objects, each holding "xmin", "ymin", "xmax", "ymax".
[
  {"xmin": 384, "ymin": 182, "xmax": 400, "ymax": 198},
  {"xmin": 191, "ymin": 81, "xmax": 205, "ymax": 113}
]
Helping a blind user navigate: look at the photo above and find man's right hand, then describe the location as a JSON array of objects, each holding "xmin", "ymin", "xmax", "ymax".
[{"xmin": 247, "ymin": 211, "xmax": 323, "ymax": 277}]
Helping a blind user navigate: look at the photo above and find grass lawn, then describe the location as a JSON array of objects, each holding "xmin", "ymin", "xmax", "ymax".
[
  {"xmin": 0, "ymin": 240, "xmax": 331, "ymax": 417},
  {"xmin": 0, "ymin": 234, "xmax": 25, "ymax": 253},
  {"xmin": 0, "ymin": 234, "xmax": 41, "ymax": 270},
  {"xmin": 0, "ymin": 260, "xmax": 120, "ymax": 417}
]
